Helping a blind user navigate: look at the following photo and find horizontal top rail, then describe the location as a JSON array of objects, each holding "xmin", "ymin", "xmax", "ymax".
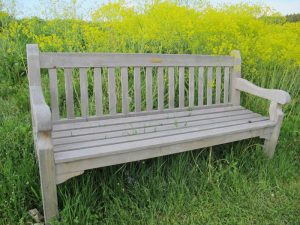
[{"xmin": 39, "ymin": 52, "xmax": 234, "ymax": 68}]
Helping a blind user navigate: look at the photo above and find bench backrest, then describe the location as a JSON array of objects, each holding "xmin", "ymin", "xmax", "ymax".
[{"xmin": 27, "ymin": 44, "xmax": 241, "ymax": 123}]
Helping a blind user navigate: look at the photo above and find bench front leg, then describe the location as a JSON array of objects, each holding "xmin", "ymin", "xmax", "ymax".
[
  {"xmin": 263, "ymin": 102, "xmax": 284, "ymax": 158},
  {"xmin": 37, "ymin": 131, "xmax": 58, "ymax": 223}
]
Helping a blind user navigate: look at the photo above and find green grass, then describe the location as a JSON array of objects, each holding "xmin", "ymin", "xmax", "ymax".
[{"xmin": 0, "ymin": 61, "xmax": 299, "ymax": 224}]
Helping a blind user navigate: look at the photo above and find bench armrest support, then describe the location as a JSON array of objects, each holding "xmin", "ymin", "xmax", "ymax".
[
  {"xmin": 235, "ymin": 78, "xmax": 291, "ymax": 105},
  {"xmin": 29, "ymin": 85, "xmax": 52, "ymax": 132}
]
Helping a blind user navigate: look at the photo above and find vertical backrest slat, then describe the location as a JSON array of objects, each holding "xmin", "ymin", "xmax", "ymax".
[
  {"xmin": 79, "ymin": 68, "xmax": 89, "ymax": 118},
  {"xmin": 64, "ymin": 68, "xmax": 75, "ymax": 119},
  {"xmin": 134, "ymin": 67, "xmax": 141, "ymax": 112},
  {"xmin": 198, "ymin": 67, "xmax": 204, "ymax": 106},
  {"xmin": 179, "ymin": 67, "xmax": 185, "ymax": 108},
  {"xmin": 157, "ymin": 67, "xmax": 164, "ymax": 111},
  {"xmin": 146, "ymin": 67, "xmax": 153, "ymax": 111},
  {"xmin": 215, "ymin": 67, "xmax": 221, "ymax": 104},
  {"xmin": 108, "ymin": 67, "xmax": 116, "ymax": 114},
  {"xmin": 168, "ymin": 67, "xmax": 175, "ymax": 109},
  {"xmin": 189, "ymin": 67, "xmax": 194, "ymax": 108},
  {"xmin": 94, "ymin": 68, "xmax": 103, "ymax": 116},
  {"xmin": 121, "ymin": 67, "xmax": 129, "ymax": 114},
  {"xmin": 224, "ymin": 67, "xmax": 230, "ymax": 103},
  {"xmin": 207, "ymin": 67, "xmax": 213, "ymax": 105},
  {"xmin": 49, "ymin": 68, "xmax": 59, "ymax": 120},
  {"xmin": 230, "ymin": 50, "xmax": 241, "ymax": 105}
]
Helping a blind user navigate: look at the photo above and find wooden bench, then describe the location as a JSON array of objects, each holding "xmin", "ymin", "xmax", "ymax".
[{"xmin": 26, "ymin": 44, "xmax": 291, "ymax": 223}]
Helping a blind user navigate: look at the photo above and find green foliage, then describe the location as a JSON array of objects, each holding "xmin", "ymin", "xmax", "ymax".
[
  {"xmin": 286, "ymin": 13, "xmax": 300, "ymax": 22},
  {"xmin": 0, "ymin": 1, "xmax": 299, "ymax": 224}
]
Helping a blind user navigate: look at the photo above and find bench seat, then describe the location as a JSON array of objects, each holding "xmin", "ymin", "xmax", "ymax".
[{"xmin": 52, "ymin": 105, "xmax": 275, "ymax": 176}]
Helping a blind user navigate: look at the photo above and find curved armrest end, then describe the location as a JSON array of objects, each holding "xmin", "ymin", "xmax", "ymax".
[
  {"xmin": 235, "ymin": 78, "xmax": 291, "ymax": 105},
  {"xmin": 277, "ymin": 90, "xmax": 291, "ymax": 105},
  {"xmin": 29, "ymin": 86, "xmax": 52, "ymax": 132},
  {"xmin": 33, "ymin": 104, "xmax": 52, "ymax": 132}
]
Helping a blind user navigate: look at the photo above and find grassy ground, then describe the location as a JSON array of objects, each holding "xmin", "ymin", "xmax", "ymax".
[{"xmin": 0, "ymin": 2, "xmax": 300, "ymax": 224}]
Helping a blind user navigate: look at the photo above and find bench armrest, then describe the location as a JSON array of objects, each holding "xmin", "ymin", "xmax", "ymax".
[
  {"xmin": 235, "ymin": 78, "xmax": 291, "ymax": 105},
  {"xmin": 29, "ymin": 85, "xmax": 52, "ymax": 132}
]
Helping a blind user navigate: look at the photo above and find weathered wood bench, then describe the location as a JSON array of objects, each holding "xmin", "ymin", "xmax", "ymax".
[{"xmin": 26, "ymin": 44, "xmax": 291, "ymax": 223}]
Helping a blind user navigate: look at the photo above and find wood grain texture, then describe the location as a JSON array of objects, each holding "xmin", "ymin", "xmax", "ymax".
[
  {"xmin": 53, "ymin": 110, "xmax": 260, "ymax": 147},
  {"xmin": 189, "ymin": 67, "xmax": 195, "ymax": 108},
  {"xmin": 121, "ymin": 67, "xmax": 129, "ymax": 114},
  {"xmin": 94, "ymin": 68, "xmax": 103, "ymax": 116},
  {"xmin": 29, "ymin": 86, "xmax": 52, "ymax": 132},
  {"xmin": 108, "ymin": 67, "xmax": 116, "ymax": 114},
  {"xmin": 264, "ymin": 102, "xmax": 284, "ymax": 158},
  {"xmin": 79, "ymin": 68, "xmax": 89, "ymax": 118},
  {"xmin": 37, "ymin": 132, "xmax": 58, "ymax": 223},
  {"xmin": 56, "ymin": 127, "xmax": 273, "ymax": 175},
  {"xmin": 26, "ymin": 44, "xmax": 42, "ymax": 86},
  {"xmin": 157, "ymin": 67, "xmax": 164, "ymax": 111},
  {"xmin": 40, "ymin": 53, "xmax": 234, "ymax": 68},
  {"xmin": 224, "ymin": 67, "xmax": 230, "ymax": 103},
  {"xmin": 230, "ymin": 50, "xmax": 241, "ymax": 105},
  {"xmin": 49, "ymin": 69, "xmax": 59, "ymax": 121},
  {"xmin": 235, "ymin": 78, "xmax": 291, "ymax": 105},
  {"xmin": 55, "ymin": 119, "xmax": 275, "ymax": 163},
  {"xmin": 53, "ymin": 105, "xmax": 241, "ymax": 131},
  {"xmin": 64, "ymin": 68, "xmax": 75, "ymax": 119},
  {"xmin": 146, "ymin": 67, "xmax": 153, "ymax": 111},
  {"xmin": 198, "ymin": 67, "xmax": 204, "ymax": 106},
  {"xmin": 134, "ymin": 67, "xmax": 141, "ymax": 112},
  {"xmin": 168, "ymin": 67, "xmax": 175, "ymax": 109}
]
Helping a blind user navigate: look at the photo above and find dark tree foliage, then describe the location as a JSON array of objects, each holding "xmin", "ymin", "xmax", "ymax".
[{"xmin": 285, "ymin": 13, "xmax": 300, "ymax": 22}]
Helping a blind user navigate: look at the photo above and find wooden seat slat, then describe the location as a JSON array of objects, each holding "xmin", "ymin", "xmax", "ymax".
[
  {"xmin": 53, "ymin": 112, "xmax": 259, "ymax": 146},
  {"xmin": 52, "ymin": 108, "xmax": 252, "ymax": 139},
  {"xmin": 52, "ymin": 105, "xmax": 242, "ymax": 131},
  {"xmin": 54, "ymin": 119, "xmax": 275, "ymax": 163},
  {"xmin": 53, "ymin": 112, "xmax": 267, "ymax": 151}
]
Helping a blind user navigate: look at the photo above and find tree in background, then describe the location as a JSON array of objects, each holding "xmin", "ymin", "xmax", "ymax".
[{"xmin": 286, "ymin": 13, "xmax": 300, "ymax": 22}]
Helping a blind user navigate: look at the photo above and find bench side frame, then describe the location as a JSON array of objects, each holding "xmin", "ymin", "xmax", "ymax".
[{"xmin": 27, "ymin": 44, "xmax": 58, "ymax": 223}]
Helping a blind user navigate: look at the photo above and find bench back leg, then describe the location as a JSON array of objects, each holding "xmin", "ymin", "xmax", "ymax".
[
  {"xmin": 263, "ymin": 102, "xmax": 284, "ymax": 158},
  {"xmin": 37, "ymin": 133, "xmax": 58, "ymax": 223}
]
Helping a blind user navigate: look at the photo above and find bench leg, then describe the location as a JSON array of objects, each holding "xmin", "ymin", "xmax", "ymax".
[
  {"xmin": 263, "ymin": 102, "xmax": 284, "ymax": 158},
  {"xmin": 37, "ymin": 135, "xmax": 58, "ymax": 223}
]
